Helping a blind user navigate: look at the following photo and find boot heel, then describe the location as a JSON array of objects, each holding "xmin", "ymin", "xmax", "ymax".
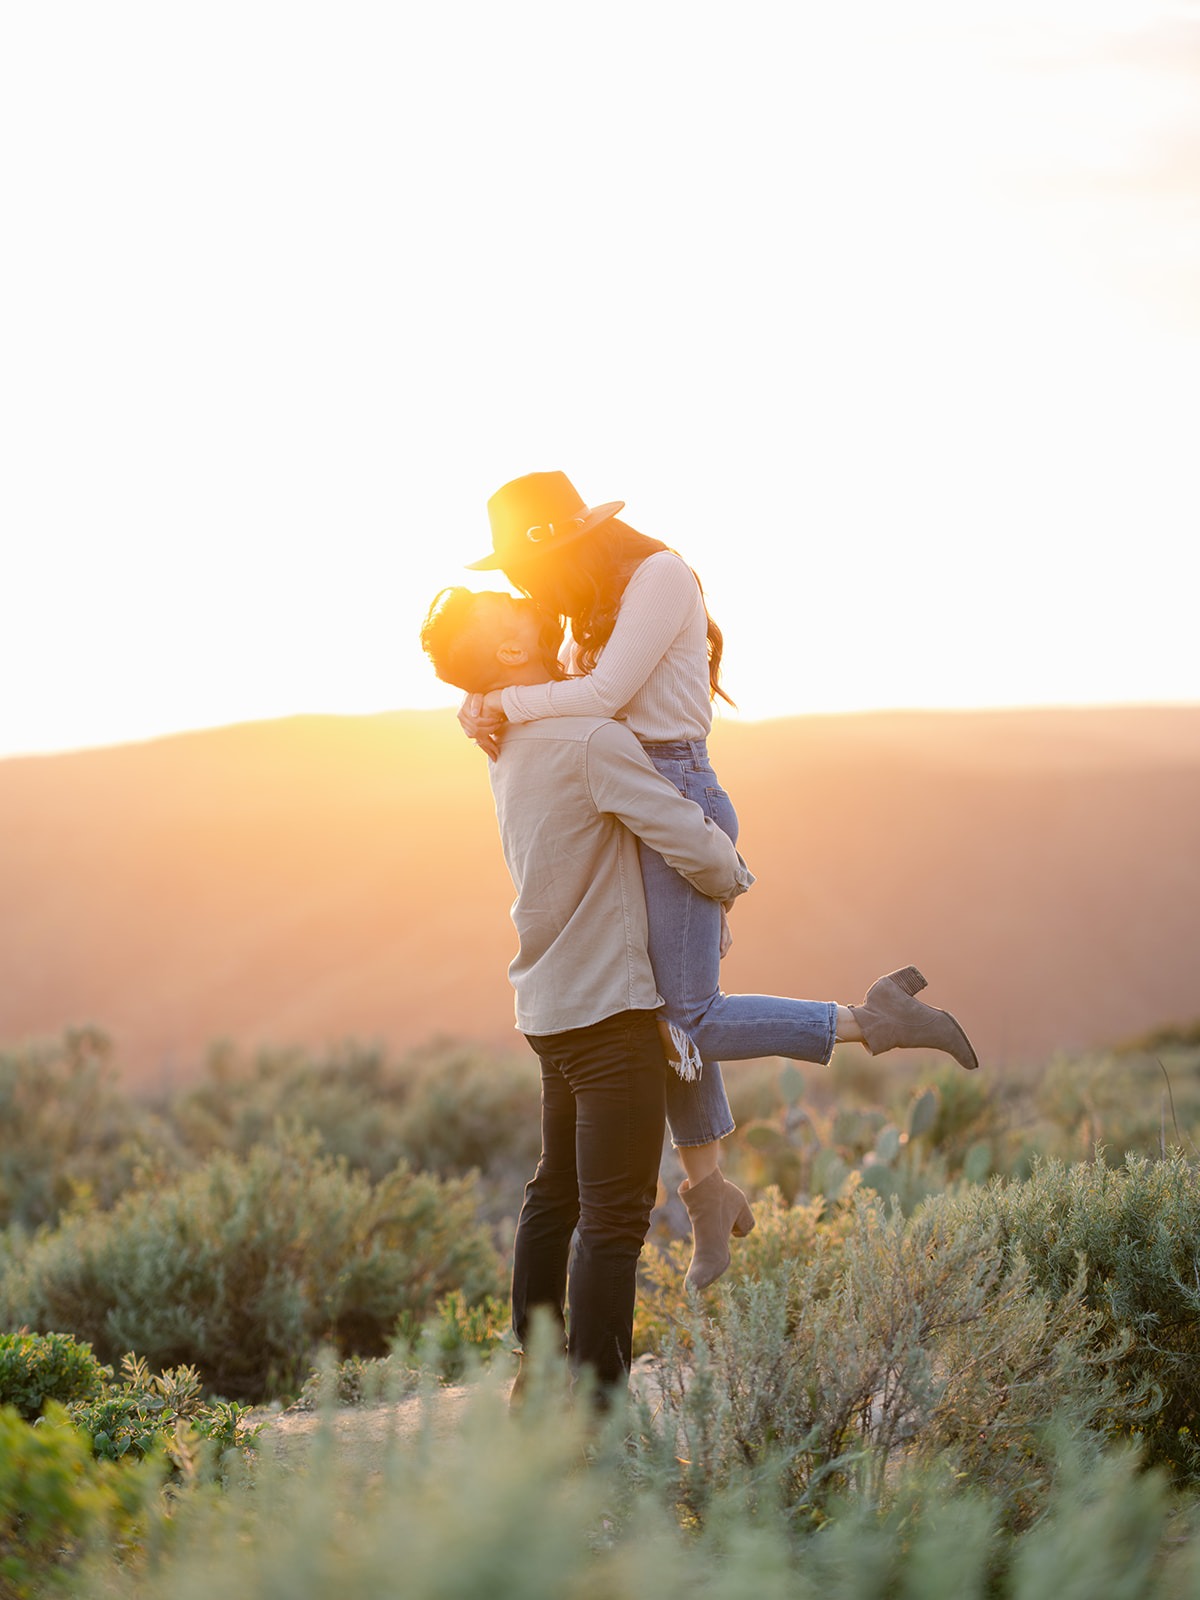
[
  {"xmin": 855, "ymin": 966, "xmax": 979, "ymax": 1072},
  {"xmin": 731, "ymin": 1201, "xmax": 756, "ymax": 1238}
]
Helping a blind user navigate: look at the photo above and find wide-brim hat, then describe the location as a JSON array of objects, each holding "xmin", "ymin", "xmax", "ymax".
[{"xmin": 467, "ymin": 471, "xmax": 624, "ymax": 572}]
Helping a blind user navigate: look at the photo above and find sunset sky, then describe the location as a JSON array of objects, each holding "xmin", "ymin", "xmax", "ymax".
[{"xmin": 4, "ymin": 1, "xmax": 1198, "ymax": 759}]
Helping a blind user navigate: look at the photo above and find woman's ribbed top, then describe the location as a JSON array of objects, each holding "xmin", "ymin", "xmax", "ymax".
[{"xmin": 499, "ymin": 550, "xmax": 714, "ymax": 741}]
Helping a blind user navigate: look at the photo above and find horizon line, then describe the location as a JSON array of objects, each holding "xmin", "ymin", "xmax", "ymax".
[{"xmin": 4, "ymin": 695, "xmax": 1200, "ymax": 765}]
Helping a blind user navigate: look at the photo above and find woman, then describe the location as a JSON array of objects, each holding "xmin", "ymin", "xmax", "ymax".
[{"xmin": 460, "ymin": 471, "xmax": 978, "ymax": 1289}]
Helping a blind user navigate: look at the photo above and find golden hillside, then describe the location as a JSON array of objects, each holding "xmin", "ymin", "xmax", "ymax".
[{"xmin": 2, "ymin": 704, "xmax": 1197, "ymax": 1087}]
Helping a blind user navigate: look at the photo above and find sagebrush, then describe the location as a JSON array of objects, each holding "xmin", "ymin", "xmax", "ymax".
[{"xmin": 0, "ymin": 1132, "xmax": 502, "ymax": 1398}]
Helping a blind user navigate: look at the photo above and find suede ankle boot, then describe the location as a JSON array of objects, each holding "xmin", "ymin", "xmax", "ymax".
[
  {"xmin": 679, "ymin": 1169, "xmax": 756, "ymax": 1291},
  {"xmin": 850, "ymin": 965, "xmax": 979, "ymax": 1072}
]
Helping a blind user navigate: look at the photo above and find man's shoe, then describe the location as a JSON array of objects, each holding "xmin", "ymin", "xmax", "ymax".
[{"xmin": 850, "ymin": 965, "xmax": 979, "ymax": 1072}]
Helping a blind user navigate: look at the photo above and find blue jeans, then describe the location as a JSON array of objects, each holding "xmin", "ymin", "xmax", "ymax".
[
  {"xmin": 512, "ymin": 1008, "xmax": 666, "ymax": 1396},
  {"xmin": 639, "ymin": 739, "xmax": 838, "ymax": 1148}
]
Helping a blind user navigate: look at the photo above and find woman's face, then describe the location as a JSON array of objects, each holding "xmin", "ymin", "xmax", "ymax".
[{"xmin": 502, "ymin": 552, "xmax": 580, "ymax": 617}]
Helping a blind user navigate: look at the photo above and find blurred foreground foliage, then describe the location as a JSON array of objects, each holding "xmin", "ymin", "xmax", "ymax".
[{"xmin": 10, "ymin": 1345, "xmax": 1200, "ymax": 1600}]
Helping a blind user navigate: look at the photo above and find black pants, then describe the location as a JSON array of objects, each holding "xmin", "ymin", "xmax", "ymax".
[{"xmin": 512, "ymin": 1008, "xmax": 667, "ymax": 1395}]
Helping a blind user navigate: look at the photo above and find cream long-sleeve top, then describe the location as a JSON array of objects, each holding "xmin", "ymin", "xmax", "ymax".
[
  {"xmin": 498, "ymin": 550, "xmax": 713, "ymax": 742},
  {"xmin": 489, "ymin": 716, "xmax": 753, "ymax": 1036}
]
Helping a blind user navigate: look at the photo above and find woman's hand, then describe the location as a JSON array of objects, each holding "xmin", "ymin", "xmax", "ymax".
[
  {"xmin": 458, "ymin": 693, "xmax": 507, "ymax": 761},
  {"xmin": 719, "ymin": 903, "xmax": 734, "ymax": 960}
]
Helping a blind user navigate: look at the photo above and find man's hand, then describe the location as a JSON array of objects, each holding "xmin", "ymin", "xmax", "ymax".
[
  {"xmin": 719, "ymin": 903, "xmax": 734, "ymax": 960},
  {"xmin": 458, "ymin": 693, "xmax": 506, "ymax": 761}
]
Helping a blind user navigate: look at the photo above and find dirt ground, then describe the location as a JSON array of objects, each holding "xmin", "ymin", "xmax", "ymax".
[
  {"xmin": 252, "ymin": 1383, "xmax": 501, "ymax": 1474},
  {"xmin": 253, "ymin": 1359, "xmax": 670, "ymax": 1476}
]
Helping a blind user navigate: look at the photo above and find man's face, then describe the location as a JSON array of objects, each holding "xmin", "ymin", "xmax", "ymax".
[{"xmin": 476, "ymin": 593, "xmax": 563, "ymax": 687}]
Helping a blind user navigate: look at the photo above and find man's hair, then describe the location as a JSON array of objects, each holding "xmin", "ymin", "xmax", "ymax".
[{"xmin": 420, "ymin": 587, "xmax": 502, "ymax": 694}]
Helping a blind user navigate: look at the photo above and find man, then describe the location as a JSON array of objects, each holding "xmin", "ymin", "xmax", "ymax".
[{"xmin": 420, "ymin": 587, "xmax": 753, "ymax": 1403}]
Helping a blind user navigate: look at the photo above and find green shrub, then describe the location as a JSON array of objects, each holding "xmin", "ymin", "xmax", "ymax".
[
  {"xmin": 165, "ymin": 1039, "xmax": 541, "ymax": 1226},
  {"xmin": 0, "ymin": 1132, "xmax": 503, "ymax": 1400},
  {"xmin": 721, "ymin": 1050, "xmax": 1200, "ymax": 1212},
  {"xmin": 291, "ymin": 1353, "xmax": 421, "ymax": 1411},
  {"xmin": 1006, "ymin": 1441, "xmax": 1173, "ymax": 1600},
  {"xmin": 724, "ymin": 1060, "xmax": 1018, "ymax": 1212},
  {"xmin": 386, "ymin": 1043, "xmax": 541, "ymax": 1196},
  {"xmin": 1117, "ymin": 1020, "xmax": 1200, "ymax": 1055},
  {"xmin": 394, "ymin": 1289, "xmax": 511, "ymax": 1381},
  {"xmin": 0, "ymin": 1030, "xmax": 166, "ymax": 1233},
  {"xmin": 67, "ymin": 1354, "xmax": 262, "ymax": 1471},
  {"xmin": 0, "ymin": 1332, "xmax": 110, "ymax": 1421},
  {"xmin": 632, "ymin": 1190, "xmax": 1127, "ymax": 1532},
  {"xmin": 0, "ymin": 1402, "xmax": 163, "ymax": 1598},
  {"xmin": 0, "ymin": 1029, "xmax": 540, "ymax": 1250},
  {"xmin": 635, "ymin": 1186, "xmax": 844, "ymax": 1352},
  {"xmin": 943, "ymin": 1150, "xmax": 1200, "ymax": 1478},
  {"xmin": 1033, "ymin": 1050, "xmax": 1200, "ymax": 1168},
  {"xmin": 292, "ymin": 1291, "xmax": 509, "ymax": 1407}
]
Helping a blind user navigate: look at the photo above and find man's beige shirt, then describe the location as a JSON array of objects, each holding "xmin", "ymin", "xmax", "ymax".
[{"xmin": 488, "ymin": 715, "xmax": 754, "ymax": 1037}]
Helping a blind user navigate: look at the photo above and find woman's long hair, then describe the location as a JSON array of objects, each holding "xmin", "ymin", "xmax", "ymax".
[{"xmin": 504, "ymin": 518, "xmax": 733, "ymax": 706}]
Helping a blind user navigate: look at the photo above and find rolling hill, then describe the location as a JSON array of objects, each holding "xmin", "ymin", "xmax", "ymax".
[{"xmin": 2, "ymin": 704, "xmax": 1197, "ymax": 1088}]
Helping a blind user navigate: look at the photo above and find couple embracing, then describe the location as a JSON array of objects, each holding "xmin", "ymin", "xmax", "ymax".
[{"xmin": 421, "ymin": 471, "xmax": 977, "ymax": 1408}]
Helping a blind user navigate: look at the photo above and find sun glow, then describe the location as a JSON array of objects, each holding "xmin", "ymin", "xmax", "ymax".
[{"xmin": 3, "ymin": 3, "xmax": 1198, "ymax": 758}]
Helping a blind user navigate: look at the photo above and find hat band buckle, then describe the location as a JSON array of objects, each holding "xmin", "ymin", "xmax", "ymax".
[{"xmin": 525, "ymin": 514, "xmax": 586, "ymax": 546}]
